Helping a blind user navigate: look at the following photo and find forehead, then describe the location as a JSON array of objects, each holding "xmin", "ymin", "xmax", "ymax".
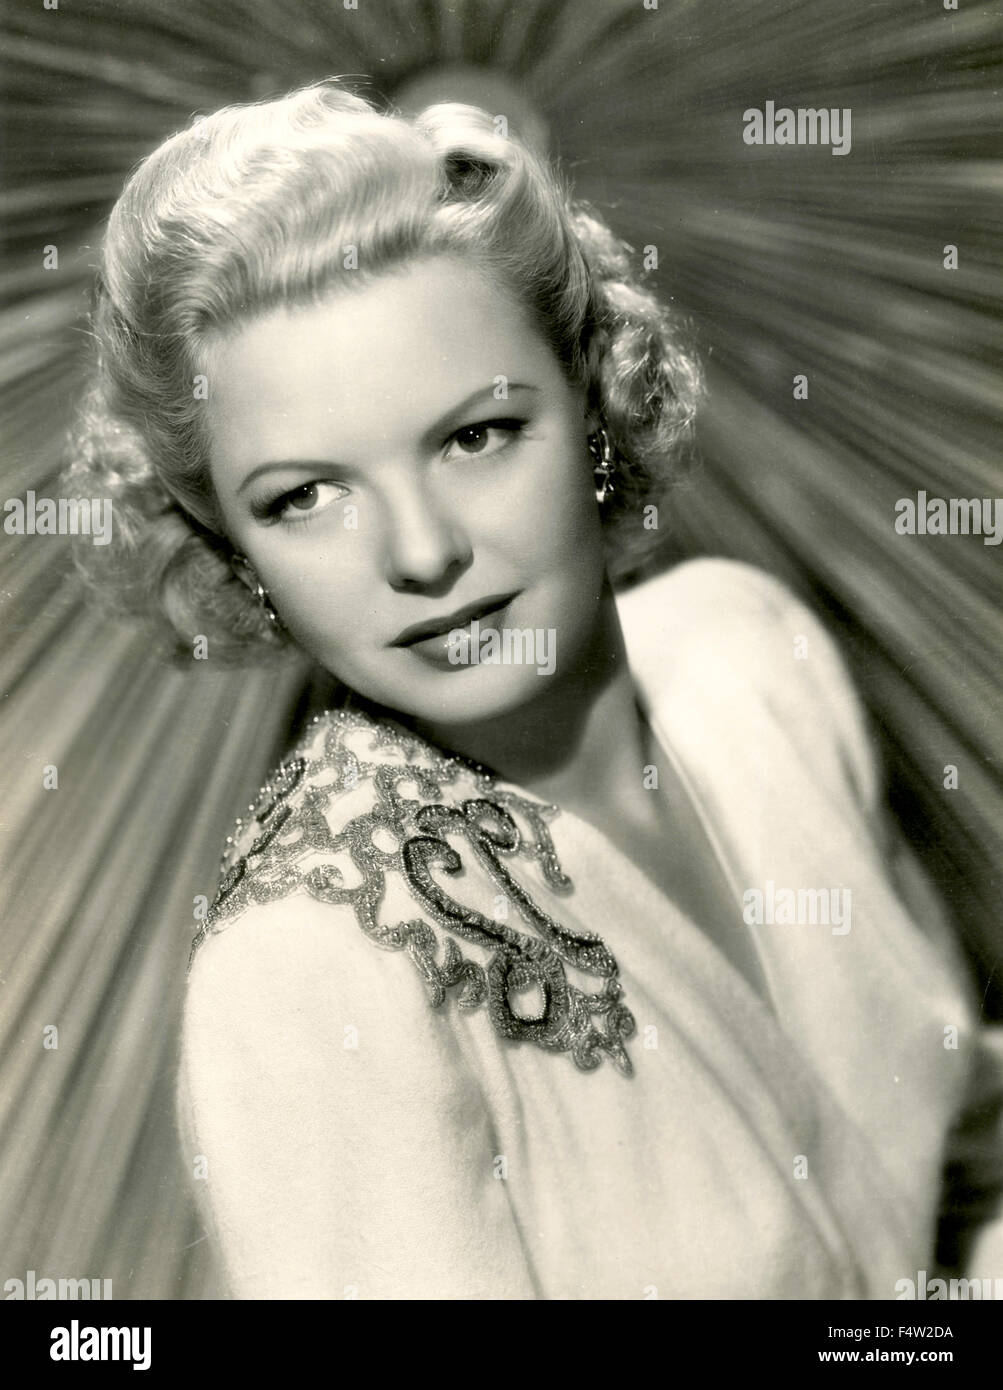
[{"xmin": 202, "ymin": 255, "xmax": 560, "ymax": 467}]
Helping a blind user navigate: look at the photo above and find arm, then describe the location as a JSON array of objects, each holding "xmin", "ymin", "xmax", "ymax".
[{"xmin": 177, "ymin": 894, "xmax": 539, "ymax": 1299}]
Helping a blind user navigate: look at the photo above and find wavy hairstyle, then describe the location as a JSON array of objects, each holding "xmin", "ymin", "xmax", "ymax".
[{"xmin": 63, "ymin": 79, "xmax": 703, "ymax": 663}]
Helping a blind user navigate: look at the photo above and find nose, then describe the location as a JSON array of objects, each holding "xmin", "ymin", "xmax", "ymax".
[{"xmin": 381, "ymin": 478, "xmax": 473, "ymax": 594}]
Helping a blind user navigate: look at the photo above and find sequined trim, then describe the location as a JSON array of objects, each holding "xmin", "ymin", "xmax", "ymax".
[{"xmin": 189, "ymin": 708, "xmax": 635, "ymax": 1076}]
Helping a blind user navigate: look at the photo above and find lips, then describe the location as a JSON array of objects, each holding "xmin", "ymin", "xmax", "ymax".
[{"xmin": 389, "ymin": 592, "xmax": 520, "ymax": 649}]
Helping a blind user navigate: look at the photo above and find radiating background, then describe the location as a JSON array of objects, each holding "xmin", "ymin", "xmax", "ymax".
[{"xmin": 1, "ymin": 0, "xmax": 1000, "ymax": 1299}]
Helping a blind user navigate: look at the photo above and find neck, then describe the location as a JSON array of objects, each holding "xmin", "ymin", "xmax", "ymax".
[{"xmin": 407, "ymin": 582, "xmax": 649, "ymax": 818}]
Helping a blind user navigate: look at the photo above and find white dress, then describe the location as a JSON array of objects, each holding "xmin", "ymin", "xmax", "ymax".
[{"xmin": 176, "ymin": 558, "xmax": 1003, "ymax": 1299}]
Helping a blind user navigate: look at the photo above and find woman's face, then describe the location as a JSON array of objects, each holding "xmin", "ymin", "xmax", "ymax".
[{"xmin": 205, "ymin": 253, "xmax": 608, "ymax": 727}]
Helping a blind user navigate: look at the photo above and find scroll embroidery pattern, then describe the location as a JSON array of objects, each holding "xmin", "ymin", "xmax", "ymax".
[{"xmin": 189, "ymin": 708, "xmax": 635, "ymax": 1076}]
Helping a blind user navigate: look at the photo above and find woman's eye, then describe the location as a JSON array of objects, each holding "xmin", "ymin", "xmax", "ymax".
[
  {"xmin": 260, "ymin": 480, "xmax": 347, "ymax": 523},
  {"xmin": 444, "ymin": 418, "xmax": 524, "ymax": 460}
]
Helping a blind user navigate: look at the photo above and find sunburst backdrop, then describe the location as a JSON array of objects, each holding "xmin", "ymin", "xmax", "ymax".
[{"xmin": 1, "ymin": 0, "xmax": 1000, "ymax": 1299}]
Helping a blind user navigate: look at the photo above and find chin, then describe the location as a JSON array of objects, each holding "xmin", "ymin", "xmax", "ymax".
[{"xmin": 356, "ymin": 660, "xmax": 558, "ymax": 732}]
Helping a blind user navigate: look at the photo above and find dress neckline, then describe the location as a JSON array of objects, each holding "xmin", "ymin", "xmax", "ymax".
[
  {"xmin": 467, "ymin": 680, "xmax": 782, "ymax": 1029},
  {"xmin": 331, "ymin": 663, "xmax": 781, "ymax": 1027}
]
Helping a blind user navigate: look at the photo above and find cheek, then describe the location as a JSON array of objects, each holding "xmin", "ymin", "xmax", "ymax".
[
  {"xmin": 261, "ymin": 538, "xmax": 372, "ymax": 640},
  {"xmin": 505, "ymin": 439, "xmax": 602, "ymax": 570}
]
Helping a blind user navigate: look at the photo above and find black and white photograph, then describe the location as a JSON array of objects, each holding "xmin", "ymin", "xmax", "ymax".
[{"xmin": 1, "ymin": 0, "xmax": 1001, "ymax": 1351}]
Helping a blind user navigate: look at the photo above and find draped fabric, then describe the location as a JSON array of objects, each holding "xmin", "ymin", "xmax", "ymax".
[{"xmin": 1, "ymin": 0, "xmax": 999, "ymax": 1300}]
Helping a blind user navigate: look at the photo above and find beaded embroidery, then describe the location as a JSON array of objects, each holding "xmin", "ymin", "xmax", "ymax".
[{"xmin": 189, "ymin": 707, "xmax": 635, "ymax": 1076}]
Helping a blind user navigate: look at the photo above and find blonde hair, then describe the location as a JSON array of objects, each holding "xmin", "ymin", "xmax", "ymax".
[{"xmin": 64, "ymin": 78, "xmax": 703, "ymax": 662}]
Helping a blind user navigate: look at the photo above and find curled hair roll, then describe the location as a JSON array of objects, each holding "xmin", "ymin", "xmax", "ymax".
[{"xmin": 568, "ymin": 206, "xmax": 704, "ymax": 578}]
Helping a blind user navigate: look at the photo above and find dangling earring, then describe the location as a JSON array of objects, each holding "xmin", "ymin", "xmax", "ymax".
[
  {"xmin": 589, "ymin": 426, "xmax": 615, "ymax": 505},
  {"xmin": 230, "ymin": 552, "xmax": 280, "ymax": 627}
]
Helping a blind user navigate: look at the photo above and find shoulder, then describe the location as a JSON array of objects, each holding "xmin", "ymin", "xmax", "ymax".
[
  {"xmin": 181, "ymin": 888, "xmax": 456, "ymax": 1099},
  {"xmin": 618, "ymin": 557, "xmax": 881, "ymax": 816},
  {"xmin": 178, "ymin": 711, "xmax": 488, "ymax": 1167},
  {"xmin": 181, "ymin": 703, "xmax": 566, "ymax": 1062},
  {"xmin": 188, "ymin": 707, "xmax": 478, "ymax": 963},
  {"xmin": 180, "ymin": 702, "xmax": 624, "ymax": 1084},
  {"xmin": 617, "ymin": 555, "xmax": 836, "ymax": 664}
]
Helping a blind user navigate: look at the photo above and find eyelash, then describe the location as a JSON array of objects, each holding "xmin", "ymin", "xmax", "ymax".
[{"xmin": 253, "ymin": 416, "xmax": 527, "ymax": 525}]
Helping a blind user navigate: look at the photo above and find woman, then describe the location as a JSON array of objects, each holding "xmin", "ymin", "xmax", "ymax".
[{"xmin": 67, "ymin": 79, "xmax": 1002, "ymax": 1298}]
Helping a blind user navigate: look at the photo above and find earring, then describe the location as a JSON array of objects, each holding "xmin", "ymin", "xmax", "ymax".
[
  {"xmin": 230, "ymin": 552, "xmax": 280, "ymax": 627},
  {"xmin": 589, "ymin": 427, "xmax": 615, "ymax": 505}
]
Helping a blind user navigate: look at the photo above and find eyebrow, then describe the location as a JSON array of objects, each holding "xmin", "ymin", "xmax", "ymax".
[{"xmin": 235, "ymin": 381, "xmax": 540, "ymax": 495}]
